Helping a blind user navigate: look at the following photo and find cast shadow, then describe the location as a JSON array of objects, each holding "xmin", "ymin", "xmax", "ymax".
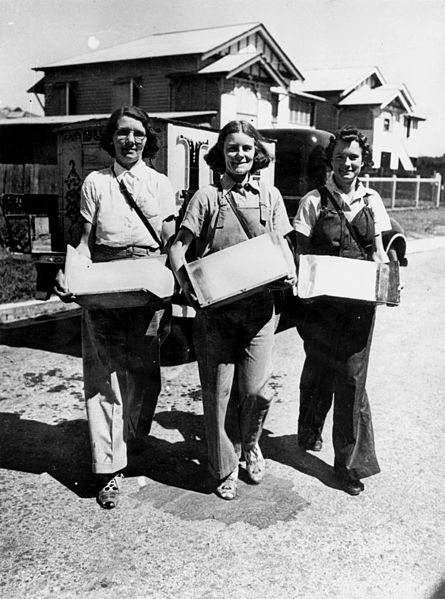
[
  {"xmin": 0, "ymin": 409, "xmax": 211, "ymax": 501},
  {"xmin": 0, "ymin": 412, "xmax": 94, "ymax": 496},
  {"xmin": 0, "ymin": 312, "xmax": 82, "ymax": 357},
  {"xmin": 131, "ymin": 410, "xmax": 212, "ymax": 494},
  {"xmin": 260, "ymin": 429, "xmax": 341, "ymax": 491},
  {"xmin": 429, "ymin": 579, "xmax": 445, "ymax": 599}
]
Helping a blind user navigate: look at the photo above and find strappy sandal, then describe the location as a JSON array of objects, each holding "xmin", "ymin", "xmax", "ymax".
[
  {"xmin": 244, "ymin": 443, "xmax": 265, "ymax": 484},
  {"xmin": 215, "ymin": 468, "xmax": 238, "ymax": 500},
  {"xmin": 97, "ymin": 472, "xmax": 124, "ymax": 509}
]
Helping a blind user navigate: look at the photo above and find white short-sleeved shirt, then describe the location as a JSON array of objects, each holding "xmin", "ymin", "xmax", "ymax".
[
  {"xmin": 181, "ymin": 173, "xmax": 292, "ymax": 244},
  {"xmin": 293, "ymin": 172, "xmax": 391, "ymax": 238},
  {"xmin": 80, "ymin": 159, "xmax": 177, "ymax": 247}
]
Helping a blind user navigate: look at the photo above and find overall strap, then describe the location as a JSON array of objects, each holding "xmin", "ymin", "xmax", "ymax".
[
  {"xmin": 111, "ymin": 166, "xmax": 163, "ymax": 249},
  {"xmin": 318, "ymin": 185, "xmax": 329, "ymax": 209},
  {"xmin": 322, "ymin": 186, "xmax": 367, "ymax": 259}
]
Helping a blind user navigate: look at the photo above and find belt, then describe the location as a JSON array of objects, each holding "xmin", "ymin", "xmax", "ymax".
[{"xmin": 93, "ymin": 244, "xmax": 161, "ymax": 261}]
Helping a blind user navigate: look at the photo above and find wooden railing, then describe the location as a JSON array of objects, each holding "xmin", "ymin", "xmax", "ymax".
[{"xmin": 360, "ymin": 173, "xmax": 442, "ymax": 209}]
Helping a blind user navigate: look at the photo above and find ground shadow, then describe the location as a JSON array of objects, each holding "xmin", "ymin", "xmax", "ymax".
[
  {"xmin": 0, "ymin": 311, "xmax": 196, "ymax": 366},
  {"xmin": 0, "ymin": 312, "xmax": 82, "ymax": 357},
  {"xmin": 0, "ymin": 409, "xmax": 211, "ymax": 500},
  {"xmin": 260, "ymin": 428, "xmax": 342, "ymax": 491},
  {"xmin": 428, "ymin": 579, "xmax": 445, "ymax": 599},
  {"xmin": 0, "ymin": 412, "xmax": 93, "ymax": 496}
]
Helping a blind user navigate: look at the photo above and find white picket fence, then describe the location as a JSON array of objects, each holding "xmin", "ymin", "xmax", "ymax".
[{"xmin": 360, "ymin": 173, "xmax": 442, "ymax": 209}]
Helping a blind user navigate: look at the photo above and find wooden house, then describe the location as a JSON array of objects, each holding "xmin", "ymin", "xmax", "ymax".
[
  {"xmin": 294, "ymin": 66, "xmax": 425, "ymax": 172},
  {"xmin": 28, "ymin": 22, "xmax": 324, "ymax": 130}
]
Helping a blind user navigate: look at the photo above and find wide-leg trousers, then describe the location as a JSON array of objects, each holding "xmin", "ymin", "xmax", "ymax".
[
  {"xmin": 193, "ymin": 293, "xmax": 275, "ymax": 480},
  {"xmin": 82, "ymin": 305, "xmax": 165, "ymax": 474},
  {"xmin": 297, "ymin": 299, "xmax": 380, "ymax": 479}
]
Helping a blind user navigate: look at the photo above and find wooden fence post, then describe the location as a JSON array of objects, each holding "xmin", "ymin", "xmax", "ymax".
[
  {"xmin": 435, "ymin": 172, "xmax": 442, "ymax": 208},
  {"xmin": 415, "ymin": 175, "xmax": 420, "ymax": 208},
  {"xmin": 391, "ymin": 175, "xmax": 397, "ymax": 209}
]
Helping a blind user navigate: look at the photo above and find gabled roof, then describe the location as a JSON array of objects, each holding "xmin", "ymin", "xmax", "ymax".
[
  {"xmin": 201, "ymin": 23, "xmax": 302, "ymax": 80},
  {"xmin": 35, "ymin": 23, "xmax": 259, "ymax": 69},
  {"xmin": 337, "ymin": 84, "xmax": 425, "ymax": 118},
  {"xmin": 197, "ymin": 53, "xmax": 288, "ymax": 87},
  {"xmin": 34, "ymin": 22, "xmax": 302, "ymax": 82},
  {"xmin": 299, "ymin": 66, "xmax": 386, "ymax": 96}
]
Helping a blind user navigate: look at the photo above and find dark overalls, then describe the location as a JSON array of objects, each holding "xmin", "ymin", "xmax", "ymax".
[
  {"xmin": 297, "ymin": 187, "xmax": 381, "ymax": 479},
  {"xmin": 193, "ymin": 185, "xmax": 276, "ymax": 480}
]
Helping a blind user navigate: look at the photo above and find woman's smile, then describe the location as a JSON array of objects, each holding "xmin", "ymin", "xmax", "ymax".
[{"xmin": 223, "ymin": 131, "xmax": 255, "ymax": 181}]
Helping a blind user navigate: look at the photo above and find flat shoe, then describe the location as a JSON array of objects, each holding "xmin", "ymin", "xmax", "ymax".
[
  {"xmin": 299, "ymin": 439, "xmax": 323, "ymax": 452},
  {"xmin": 244, "ymin": 443, "xmax": 265, "ymax": 484},
  {"xmin": 215, "ymin": 468, "xmax": 238, "ymax": 500},
  {"xmin": 97, "ymin": 472, "xmax": 124, "ymax": 509},
  {"xmin": 336, "ymin": 473, "xmax": 364, "ymax": 496}
]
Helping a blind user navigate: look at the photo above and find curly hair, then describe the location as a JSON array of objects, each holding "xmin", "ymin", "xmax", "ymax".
[
  {"xmin": 325, "ymin": 125, "xmax": 374, "ymax": 170},
  {"xmin": 100, "ymin": 105, "xmax": 159, "ymax": 159},
  {"xmin": 205, "ymin": 120, "xmax": 271, "ymax": 173}
]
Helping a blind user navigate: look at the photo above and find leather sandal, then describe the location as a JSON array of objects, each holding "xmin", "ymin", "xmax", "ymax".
[
  {"xmin": 97, "ymin": 472, "xmax": 124, "ymax": 509},
  {"xmin": 244, "ymin": 443, "xmax": 265, "ymax": 484},
  {"xmin": 215, "ymin": 468, "xmax": 238, "ymax": 500}
]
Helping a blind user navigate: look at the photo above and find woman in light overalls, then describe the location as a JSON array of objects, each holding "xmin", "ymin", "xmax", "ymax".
[
  {"xmin": 169, "ymin": 121, "xmax": 295, "ymax": 500},
  {"xmin": 293, "ymin": 126, "xmax": 391, "ymax": 495}
]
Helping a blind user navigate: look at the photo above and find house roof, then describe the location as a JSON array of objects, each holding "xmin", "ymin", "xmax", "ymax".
[
  {"xmin": 337, "ymin": 85, "xmax": 406, "ymax": 108},
  {"xmin": 299, "ymin": 66, "xmax": 386, "ymax": 96},
  {"xmin": 197, "ymin": 52, "xmax": 288, "ymax": 87},
  {"xmin": 0, "ymin": 111, "xmax": 217, "ymax": 127},
  {"xmin": 35, "ymin": 23, "xmax": 261, "ymax": 69},
  {"xmin": 337, "ymin": 84, "xmax": 425, "ymax": 118},
  {"xmin": 34, "ymin": 22, "xmax": 302, "ymax": 81}
]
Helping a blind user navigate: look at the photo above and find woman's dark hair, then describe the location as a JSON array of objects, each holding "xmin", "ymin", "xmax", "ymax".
[
  {"xmin": 325, "ymin": 125, "xmax": 374, "ymax": 170},
  {"xmin": 205, "ymin": 120, "xmax": 271, "ymax": 173},
  {"xmin": 100, "ymin": 105, "xmax": 159, "ymax": 158}
]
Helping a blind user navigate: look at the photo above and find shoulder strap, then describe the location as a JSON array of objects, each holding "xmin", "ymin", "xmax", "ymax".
[
  {"xmin": 318, "ymin": 185, "xmax": 329, "ymax": 208},
  {"xmin": 322, "ymin": 186, "xmax": 366, "ymax": 258},
  {"xmin": 111, "ymin": 166, "xmax": 163, "ymax": 249}
]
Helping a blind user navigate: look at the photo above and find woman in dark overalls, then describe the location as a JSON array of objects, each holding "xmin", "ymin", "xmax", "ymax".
[
  {"xmin": 293, "ymin": 126, "xmax": 391, "ymax": 495},
  {"xmin": 169, "ymin": 120, "xmax": 295, "ymax": 500}
]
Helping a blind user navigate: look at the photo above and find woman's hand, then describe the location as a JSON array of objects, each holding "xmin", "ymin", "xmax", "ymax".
[
  {"xmin": 181, "ymin": 280, "xmax": 200, "ymax": 309},
  {"xmin": 53, "ymin": 270, "xmax": 75, "ymax": 303}
]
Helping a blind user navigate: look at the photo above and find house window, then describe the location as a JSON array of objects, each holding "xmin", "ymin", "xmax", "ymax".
[
  {"xmin": 404, "ymin": 116, "xmax": 411, "ymax": 138},
  {"xmin": 53, "ymin": 82, "xmax": 77, "ymax": 115},
  {"xmin": 383, "ymin": 118, "xmax": 391, "ymax": 131},
  {"xmin": 381, "ymin": 151, "xmax": 391, "ymax": 170},
  {"xmin": 289, "ymin": 97, "xmax": 312, "ymax": 126},
  {"xmin": 112, "ymin": 77, "xmax": 141, "ymax": 109},
  {"xmin": 271, "ymin": 94, "xmax": 279, "ymax": 122}
]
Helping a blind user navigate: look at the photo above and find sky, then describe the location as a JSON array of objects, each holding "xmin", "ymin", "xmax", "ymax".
[{"xmin": 1, "ymin": 0, "xmax": 445, "ymax": 155}]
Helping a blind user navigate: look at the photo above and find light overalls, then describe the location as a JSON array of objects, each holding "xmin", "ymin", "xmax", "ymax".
[
  {"xmin": 193, "ymin": 183, "xmax": 276, "ymax": 481},
  {"xmin": 83, "ymin": 244, "xmax": 168, "ymax": 475},
  {"xmin": 297, "ymin": 186, "xmax": 381, "ymax": 480}
]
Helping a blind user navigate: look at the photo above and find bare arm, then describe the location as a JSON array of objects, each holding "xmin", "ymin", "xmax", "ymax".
[
  {"xmin": 161, "ymin": 215, "xmax": 176, "ymax": 249},
  {"xmin": 372, "ymin": 232, "xmax": 389, "ymax": 263},
  {"xmin": 54, "ymin": 221, "xmax": 94, "ymax": 301},
  {"xmin": 168, "ymin": 228, "xmax": 198, "ymax": 306}
]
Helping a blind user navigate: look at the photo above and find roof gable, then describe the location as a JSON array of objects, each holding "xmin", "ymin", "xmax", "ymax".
[
  {"xmin": 202, "ymin": 23, "xmax": 302, "ymax": 81},
  {"xmin": 34, "ymin": 22, "xmax": 302, "ymax": 83},
  {"xmin": 299, "ymin": 66, "xmax": 386, "ymax": 95},
  {"xmin": 337, "ymin": 85, "xmax": 412, "ymax": 112},
  {"xmin": 197, "ymin": 53, "xmax": 288, "ymax": 87}
]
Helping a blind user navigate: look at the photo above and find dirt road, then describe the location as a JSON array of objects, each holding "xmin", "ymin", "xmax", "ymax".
[{"xmin": 1, "ymin": 248, "xmax": 444, "ymax": 599}]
